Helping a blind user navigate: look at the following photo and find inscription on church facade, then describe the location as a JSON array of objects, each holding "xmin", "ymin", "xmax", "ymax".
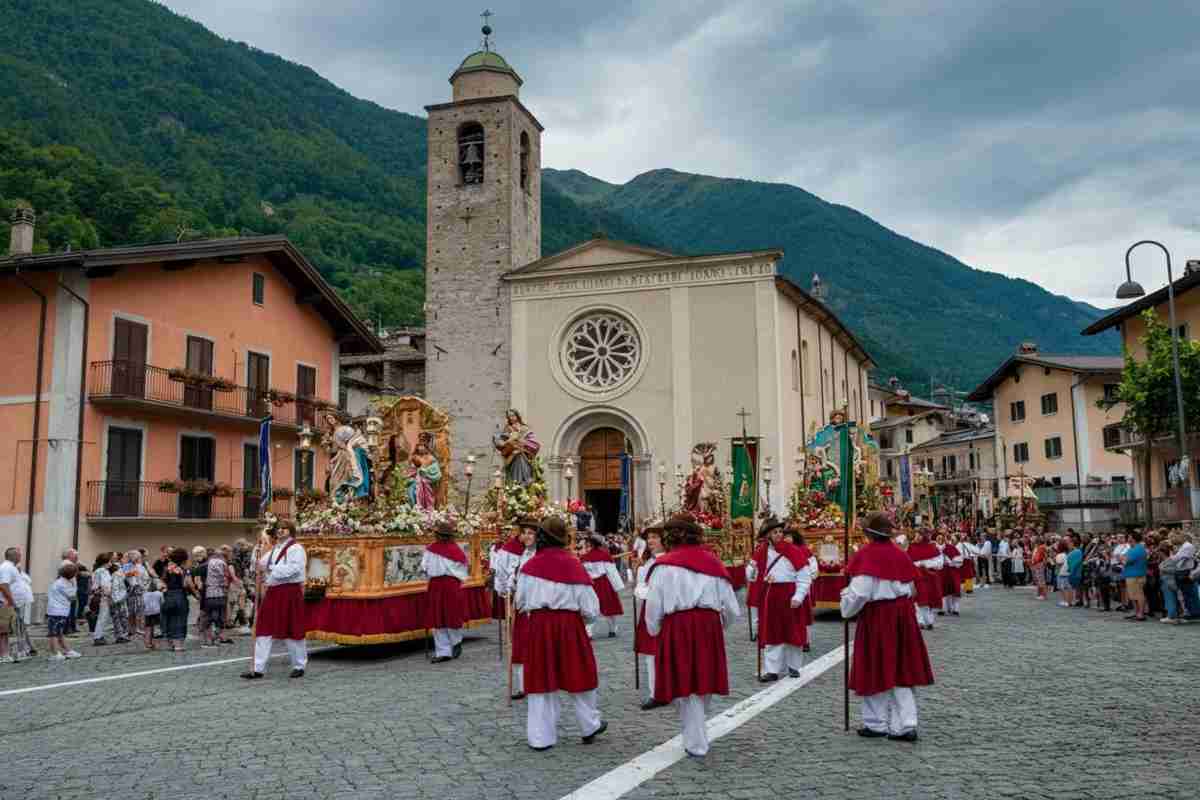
[{"xmin": 510, "ymin": 259, "xmax": 777, "ymax": 298}]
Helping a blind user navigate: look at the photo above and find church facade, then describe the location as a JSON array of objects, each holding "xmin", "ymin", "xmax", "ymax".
[{"xmin": 421, "ymin": 39, "xmax": 874, "ymax": 530}]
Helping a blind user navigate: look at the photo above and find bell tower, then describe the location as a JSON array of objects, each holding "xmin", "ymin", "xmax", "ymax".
[{"xmin": 424, "ymin": 18, "xmax": 542, "ymax": 470}]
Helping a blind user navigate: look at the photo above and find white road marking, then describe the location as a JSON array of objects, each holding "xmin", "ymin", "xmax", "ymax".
[
  {"xmin": 560, "ymin": 644, "xmax": 848, "ymax": 800},
  {"xmin": 0, "ymin": 646, "xmax": 335, "ymax": 698}
]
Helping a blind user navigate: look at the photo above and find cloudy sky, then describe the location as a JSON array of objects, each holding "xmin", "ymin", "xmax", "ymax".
[{"xmin": 161, "ymin": 0, "xmax": 1200, "ymax": 308}]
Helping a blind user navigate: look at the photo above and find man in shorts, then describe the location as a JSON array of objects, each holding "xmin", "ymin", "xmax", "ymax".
[{"xmin": 0, "ymin": 547, "xmax": 19, "ymax": 662}]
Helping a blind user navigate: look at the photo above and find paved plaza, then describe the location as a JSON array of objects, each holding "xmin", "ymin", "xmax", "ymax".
[{"xmin": 1, "ymin": 586, "xmax": 1195, "ymax": 800}]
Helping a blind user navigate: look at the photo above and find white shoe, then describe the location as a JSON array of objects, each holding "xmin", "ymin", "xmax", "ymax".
[
  {"xmin": 65, "ymin": 650, "xmax": 82, "ymax": 658},
  {"xmin": 237, "ymin": 626, "xmax": 252, "ymax": 635},
  {"xmin": 50, "ymin": 653, "xmax": 66, "ymax": 662},
  {"xmin": 0, "ymin": 655, "xmax": 12, "ymax": 664},
  {"xmin": 1057, "ymin": 602, "xmax": 1070, "ymax": 608}
]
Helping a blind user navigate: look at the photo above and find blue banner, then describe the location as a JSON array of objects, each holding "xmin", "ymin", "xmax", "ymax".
[
  {"xmin": 619, "ymin": 452, "xmax": 631, "ymax": 530},
  {"xmin": 258, "ymin": 416, "xmax": 272, "ymax": 518},
  {"xmin": 899, "ymin": 454, "xmax": 911, "ymax": 503}
]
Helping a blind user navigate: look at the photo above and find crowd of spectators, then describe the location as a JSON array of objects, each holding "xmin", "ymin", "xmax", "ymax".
[
  {"xmin": 0, "ymin": 539, "xmax": 259, "ymax": 664},
  {"xmin": 965, "ymin": 527, "xmax": 1200, "ymax": 623}
]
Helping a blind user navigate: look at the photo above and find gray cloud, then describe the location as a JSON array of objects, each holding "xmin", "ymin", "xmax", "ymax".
[{"xmin": 161, "ymin": 0, "xmax": 1200, "ymax": 309}]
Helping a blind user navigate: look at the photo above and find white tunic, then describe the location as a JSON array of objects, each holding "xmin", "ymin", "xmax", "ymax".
[
  {"xmin": 762, "ymin": 546, "xmax": 815, "ymax": 605},
  {"xmin": 583, "ymin": 559, "xmax": 625, "ymax": 594},
  {"xmin": 507, "ymin": 547, "xmax": 536, "ymax": 595},
  {"xmin": 942, "ymin": 547, "xmax": 964, "ymax": 569},
  {"xmin": 634, "ymin": 556, "xmax": 655, "ymax": 601},
  {"xmin": 913, "ymin": 552, "xmax": 944, "ymax": 572},
  {"xmin": 839, "ymin": 575, "xmax": 915, "ymax": 618},
  {"xmin": 515, "ymin": 572, "xmax": 600, "ymax": 623},
  {"xmin": 644, "ymin": 566, "xmax": 740, "ymax": 636},
  {"xmin": 421, "ymin": 550, "xmax": 470, "ymax": 582},
  {"xmin": 259, "ymin": 539, "xmax": 307, "ymax": 586},
  {"xmin": 492, "ymin": 546, "xmax": 519, "ymax": 595}
]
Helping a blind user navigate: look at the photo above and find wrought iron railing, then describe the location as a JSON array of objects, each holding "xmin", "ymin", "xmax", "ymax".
[
  {"xmin": 1118, "ymin": 495, "xmax": 1188, "ymax": 526},
  {"xmin": 86, "ymin": 480, "xmax": 292, "ymax": 521},
  {"xmin": 1034, "ymin": 483, "xmax": 1133, "ymax": 506},
  {"xmin": 88, "ymin": 360, "xmax": 324, "ymax": 428}
]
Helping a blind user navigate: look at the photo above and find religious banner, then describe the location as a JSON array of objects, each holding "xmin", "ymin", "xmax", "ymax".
[
  {"xmin": 619, "ymin": 452, "xmax": 631, "ymax": 531},
  {"xmin": 730, "ymin": 437, "xmax": 759, "ymax": 520},
  {"xmin": 899, "ymin": 454, "xmax": 912, "ymax": 503}
]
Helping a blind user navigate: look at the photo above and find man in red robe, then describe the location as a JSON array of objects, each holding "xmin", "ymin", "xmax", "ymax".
[
  {"xmin": 581, "ymin": 533, "xmax": 624, "ymax": 637},
  {"xmin": 508, "ymin": 517, "xmax": 539, "ymax": 700},
  {"xmin": 906, "ymin": 529, "xmax": 944, "ymax": 631},
  {"xmin": 786, "ymin": 527, "xmax": 818, "ymax": 652},
  {"xmin": 515, "ymin": 517, "xmax": 607, "ymax": 751},
  {"xmin": 937, "ymin": 534, "xmax": 963, "ymax": 616},
  {"xmin": 841, "ymin": 513, "xmax": 935, "ymax": 742},
  {"xmin": 634, "ymin": 523, "xmax": 666, "ymax": 710},
  {"xmin": 753, "ymin": 517, "xmax": 812, "ymax": 682},
  {"xmin": 242, "ymin": 519, "xmax": 307, "ymax": 680},
  {"xmin": 421, "ymin": 521, "xmax": 469, "ymax": 663},
  {"xmin": 645, "ymin": 514, "xmax": 740, "ymax": 758}
]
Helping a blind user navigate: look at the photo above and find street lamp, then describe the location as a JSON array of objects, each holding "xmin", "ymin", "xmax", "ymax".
[
  {"xmin": 1118, "ymin": 241, "xmax": 1192, "ymax": 510},
  {"xmin": 462, "ymin": 454, "xmax": 476, "ymax": 515},
  {"xmin": 564, "ymin": 456, "xmax": 576, "ymax": 503},
  {"xmin": 763, "ymin": 456, "xmax": 774, "ymax": 514},
  {"xmin": 658, "ymin": 461, "xmax": 667, "ymax": 520}
]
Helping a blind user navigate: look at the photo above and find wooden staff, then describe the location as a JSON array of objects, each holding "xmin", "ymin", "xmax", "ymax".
[
  {"xmin": 505, "ymin": 589, "xmax": 515, "ymax": 706},
  {"xmin": 251, "ymin": 542, "xmax": 263, "ymax": 642},
  {"xmin": 757, "ymin": 576, "xmax": 767, "ymax": 680},
  {"xmin": 632, "ymin": 594, "xmax": 640, "ymax": 692}
]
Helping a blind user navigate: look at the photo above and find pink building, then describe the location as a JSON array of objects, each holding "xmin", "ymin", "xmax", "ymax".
[{"xmin": 0, "ymin": 211, "xmax": 381, "ymax": 595}]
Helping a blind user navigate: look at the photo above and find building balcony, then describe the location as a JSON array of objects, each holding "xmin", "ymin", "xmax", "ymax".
[
  {"xmin": 88, "ymin": 360, "xmax": 329, "ymax": 431},
  {"xmin": 86, "ymin": 480, "xmax": 293, "ymax": 522},
  {"xmin": 1117, "ymin": 491, "xmax": 1198, "ymax": 526},
  {"xmin": 932, "ymin": 469, "xmax": 982, "ymax": 484},
  {"xmin": 1034, "ymin": 483, "xmax": 1133, "ymax": 508},
  {"xmin": 1102, "ymin": 423, "xmax": 1141, "ymax": 452}
]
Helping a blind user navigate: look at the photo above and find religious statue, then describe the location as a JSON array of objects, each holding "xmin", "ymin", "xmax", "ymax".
[
  {"xmin": 324, "ymin": 414, "xmax": 372, "ymax": 506},
  {"xmin": 804, "ymin": 448, "xmax": 839, "ymax": 496},
  {"xmin": 681, "ymin": 442, "xmax": 723, "ymax": 516},
  {"xmin": 493, "ymin": 408, "xmax": 541, "ymax": 487},
  {"xmin": 406, "ymin": 434, "xmax": 443, "ymax": 510}
]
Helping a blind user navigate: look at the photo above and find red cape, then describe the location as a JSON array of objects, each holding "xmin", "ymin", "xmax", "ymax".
[
  {"xmin": 942, "ymin": 543, "xmax": 960, "ymax": 559},
  {"xmin": 906, "ymin": 541, "xmax": 940, "ymax": 562},
  {"xmin": 650, "ymin": 545, "xmax": 732, "ymax": 583},
  {"xmin": 426, "ymin": 540, "xmax": 467, "ymax": 564},
  {"xmin": 847, "ymin": 540, "xmax": 919, "ymax": 582},
  {"xmin": 500, "ymin": 534, "xmax": 525, "ymax": 557},
  {"xmin": 520, "ymin": 547, "xmax": 593, "ymax": 586},
  {"xmin": 754, "ymin": 541, "xmax": 808, "ymax": 575},
  {"xmin": 580, "ymin": 546, "xmax": 614, "ymax": 564}
]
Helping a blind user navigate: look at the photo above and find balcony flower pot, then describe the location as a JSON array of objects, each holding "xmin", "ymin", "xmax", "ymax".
[
  {"xmin": 179, "ymin": 479, "xmax": 216, "ymax": 496},
  {"xmin": 271, "ymin": 487, "xmax": 294, "ymax": 500},
  {"xmin": 168, "ymin": 368, "xmax": 237, "ymax": 393},
  {"xmin": 263, "ymin": 389, "xmax": 296, "ymax": 408},
  {"xmin": 212, "ymin": 482, "xmax": 236, "ymax": 498},
  {"xmin": 157, "ymin": 480, "xmax": 182, "ymax": 494}
]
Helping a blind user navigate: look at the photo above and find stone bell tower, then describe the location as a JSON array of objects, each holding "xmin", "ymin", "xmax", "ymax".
[{"xmin": 424, "ymin": 19, "xmax": 542, "ymax": 469}]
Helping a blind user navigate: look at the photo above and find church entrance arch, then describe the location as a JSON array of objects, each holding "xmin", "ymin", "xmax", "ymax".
[
  {"xmin": 579, "ymin": 428, "xmax": 626, "ymax": 535},
  {"xmin": 551, "ymin": 407, "xmax": 652, "ymax": 534}
]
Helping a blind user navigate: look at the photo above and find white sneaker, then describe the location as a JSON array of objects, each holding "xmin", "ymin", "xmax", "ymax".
[
  {"xmin": 50, "ymin": 653, "xmax": 66, "ymax": 662},
  {"xmin": 1057, "ymin": 602, "xmax": 1070, "ymax": 608},
  {"xmin": 65, "ymin": 650, "xmax": 82, "ymax": 658},
  {"xmin": 0, "ymin": 655, "xmax": 12, "ymax": 664}
]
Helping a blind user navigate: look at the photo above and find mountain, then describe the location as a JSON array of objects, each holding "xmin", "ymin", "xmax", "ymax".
[
  {"xmin": 0, "ymin": 0, "xmax": 1117, "ymax": 389},
  {"xmin": 544, "ymin": 168, "xmax": 1118, "ymax": 389}
]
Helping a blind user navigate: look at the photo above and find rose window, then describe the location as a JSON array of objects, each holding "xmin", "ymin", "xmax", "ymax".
[{"xmin": 561, "ymin": 313, "xmax": 642, "ymax": 392}]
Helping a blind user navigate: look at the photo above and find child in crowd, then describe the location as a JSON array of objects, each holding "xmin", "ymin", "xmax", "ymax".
[
  {"xmin": 46, "ymin": 562, "xmax": 82, "ymax": 661},
  {"xmin": 142, "ymin": 585, "xmax": 163, "ymax": 650}
]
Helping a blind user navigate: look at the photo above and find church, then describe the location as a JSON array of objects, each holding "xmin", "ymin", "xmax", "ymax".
[{"xmin": 414, "ymin": 32, "xmax": 875, "ymax": 531}]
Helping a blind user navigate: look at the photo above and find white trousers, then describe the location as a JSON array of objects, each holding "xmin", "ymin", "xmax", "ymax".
[
  {"xmin": 526, "ymin": 689, "xmax": 603, "ymax": 749},
  {"xmin": 916, "ymin": 606, "xmax": 936, "ymax": 627},
  {"xmin": 677, "ymin": 694, "xmax": 713, "ymax": 756},
  {"xmin": 513, "ymin": 664, "xmax": 524, "ymax": 694},
  {"xmin": 861, "ymin": 688, "xmax": 918, "ymax": 735},
  {"xmin": 941, "ymin": 595, "xmax": 960, "ymax": 614},
  {"xmin": 253, "ymin": 636, "xmax": 307, "ymax": 673},
  {"xmin": 763, "ymin": 644, "xmax": 804, "ymax": 676},
  {"xmin": 749, "ymin": 607, "xmax": 759, "ymax": 633},
  {"xmin": 432, "ymin": 627, "xmax": 463, "ymax": 658},
  {"xmin": 93, "ymin": 602, "xmax": 112, "ymax": 641},
  {"xmin": 639, "ymin": 654, "xmax": 656, "ymax": 702},
  {"xmin": 586, "ymin": 616, "xmax": 620, "ymax": 638}
]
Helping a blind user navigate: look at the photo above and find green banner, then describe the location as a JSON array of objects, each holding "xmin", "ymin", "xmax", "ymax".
[
  {"xmin": 730, "ymin": 440, "xmax": 755, "ymax": 519},
  {"xmin": 837, "ymin": 423, "xmax": 856, "ymax": 523}
]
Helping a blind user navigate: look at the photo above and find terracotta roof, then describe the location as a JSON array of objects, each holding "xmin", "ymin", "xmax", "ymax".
[
  {"xmin": 966, "ymin": 353, "xmax": 1124, "ymax": 402},
  {"xmin": 1081, "ymin": 269, "xmax": 1200, "ymax": 335},
  {"xmin": 0, "ymin": 235, "xmax": 383, "ymax": 354}
]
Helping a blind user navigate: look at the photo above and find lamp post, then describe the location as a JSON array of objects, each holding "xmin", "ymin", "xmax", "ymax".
[
  {"xmin": 657, "ymin": 461, "xmax": 667, "ymax": 520},
  {"xmin": 1118, "ymin": 241, "xmax": 1192, "ymax": 523},
  {"xmin": 564, "ymin": 457, "xmax": 576, "ymax": 503},
  {"xmin": 763, "ymin": 456, "xmax": 773, "ymax": 515},
  {"xmin": 462, "ymin": 454, "xmax": 476, "ymax": 515}
]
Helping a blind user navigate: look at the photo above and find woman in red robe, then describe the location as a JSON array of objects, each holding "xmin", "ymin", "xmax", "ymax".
[
  {"xmin": 906, "ymin": 530, "xmax": 943, "ymax": 631},
  {"xmin": 581, "ymin": 534, "xmax": 625, "ymax": 637}
]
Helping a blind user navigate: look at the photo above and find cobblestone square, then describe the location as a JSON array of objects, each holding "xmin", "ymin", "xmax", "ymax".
[{"xmin": 1, "ymin": 586, "xmax": 1195, "ymax": 800}]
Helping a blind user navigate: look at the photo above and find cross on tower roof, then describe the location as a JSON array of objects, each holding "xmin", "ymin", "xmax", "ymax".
[{"xmin": 481, "ymin": 9, "xmax": 494, "ymax": 51}]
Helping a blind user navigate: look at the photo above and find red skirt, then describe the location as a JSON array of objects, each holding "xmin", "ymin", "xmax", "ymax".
[
  {"xmin": 592, "ymin": 577, "xmax": 624, "ymax": 618},
  {"xmin": 962, "ymin": 560, "xmax": 976, "ymax": 580},
  {"xmin": 915, "ymin": 570, "xmax": 943, "ymax": 608},
  {"xmin": 512, "ymin": 611, "xmax": 531, "ymax": 665},
  {"xmin": 941, "ymin": 566, "xmax": 961, "ymax": 598},
  {"xmin": 800, "ymin": 592, "xmax": 815, "ymax": 628},
  {"xmin": 257, "ymin": 582, "xmax": 306, "ymax": 640},
  {"xmin": 634, "ymin": 601, "xmax": 657, "ymax": 656},
  {"xmin": 850, "ymin": 596, "xmax": 934, "ymax": 696},
  {"xmin": 491, "ymin": 589, "xmax": 507, "ymax": 620},
  {"xmin": 524, "ymin": 609, "xmax": 599, "ymax": 694},
  {"xmin": 424, "ymin": 576, "xmax": 466, "ymax": 629},
  {"xmin": 747, "ymin": 580, "xmax": 763, "ymax": 608},
  {"xmin": 654, "ymin": 608, "xmax": 729, "ymax": 703},
  {"xmin": 757, "ymin": 583, "xmax": 808, "ymax": 647}
]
